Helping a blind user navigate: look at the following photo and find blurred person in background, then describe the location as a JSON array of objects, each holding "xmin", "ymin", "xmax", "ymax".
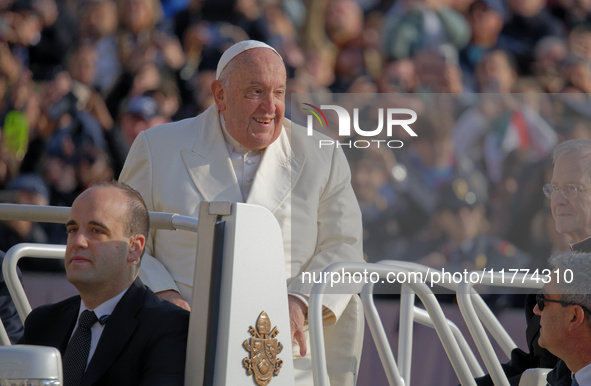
[
  {"xmin": 77, "ymin": 0, "xmax": 120, "ymax": 95},
  {"xmin": 0, "ymin": 173, "xmax": 67, "ymax": 270},
  {"xmin": 413, "ymin": 45, "xmax": 464, "ymax": 93},
  {"xmin": 324, "ymin": 0, "xmax": 364, "ymax": 49},
  {"xmin": 549, "ymin": 0, "xmax": 591, "ymax": 30},
  {"xmin": 43, "ymin": 71, "xmax": 108, "ymax": 166},
  {"xmin": 27, "ymin": 0, "xmax": 76, "ymax": 82},
  {"xmin": 473, "ymin": 49, "xmax": 518, "ymax": 93},
  {"xmin": 41, "ymin": 154, "xmax": 77, "ymax": 208},
  {"xmin": 116, "ymin": 0, "xmax": 165, "ymax": 65},
  {"xmin": 172, "ymin": 0, "xmax": 203, "ymax": 47},
  {"xmin": 376, "ymin": 58, "xmax": 419, "ymax": 93},
  {"xmin": 118, "ymin": 94, "xmax": 169, "ymax": 149},
  {"xmin": 349, "ymin": 151, "xmax": 399, "ymax": 263},
  {"xmin": 330, "ymin": 41, "xmax": 375, "ymax": 93},
  {"xmin": 105, "ymin": 0, "xmax": 185, "ymax": 119},
  {"xmin": 0, "ymin": 69, "xmax": 40, "ymax": 187},
  {"xmin": 362, "ymin": 110, "xmax": 488, "ymax": 259},
  {"xmin": 482, "ymin": 92, "xmax": 557, "ymax": 184},
  {"xmin": 488, "ymin": 148, "xmax": 536, "ymax": 238},
  {"xmin": 560, "ymin": 54, "xmax": 591, "ymax": 93},
  {"xmin": 0, "ymin": 173, "xmax": 49, "ymax": 253},
  {"xmin": 501, "ymin": 0, "xmax": 564, "ymax": 75},
  {"xmin": 532, "ymin": 37, "xmax": 568, "ymax": 93},
  {"xmin": 382, "ymin": 0, "xmax": 470, "ymax": 60},
  {"xmin": 417, "ymin": 174, "xmax": 529, "ymax": 281},
  {"xmin": 459, "ymin": 0, "xmax": 507, "ymax": 90},
  {"xmin": 567, "ymin": 23, "xmax": 591, "ymax": 64},
  {"xmin": 64, "ymin": 43, "xmax": 128, "ymax": 179},
  {"xmin": 67, "ymin": 43, "xmax": 114, "ymax": 133},
  {"xmin": 1, "ymin": 0, "xmax": 44, "ymax": 68},
  {"xmin": 292, "ymin": 47, "xmax": 336, "ymax": 93},
  {"xmin": 264, "ymin": 2, "xmax": 305, "ymax": 73},
  {"xmin": 198, "ymin": 0, "xmax": 270, "ymax": 43},
  {"xmin": 74, "ymin": 145, "xmax": 114, "ymax": 192}
]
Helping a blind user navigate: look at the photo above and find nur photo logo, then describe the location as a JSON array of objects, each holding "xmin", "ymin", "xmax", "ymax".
[{"xmin": 301, "ymin": 103, "xmax": 418, "ymax": 149}]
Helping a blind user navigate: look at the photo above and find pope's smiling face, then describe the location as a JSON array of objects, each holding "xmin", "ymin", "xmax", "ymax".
[{"xmin": 211, "ymin": 48, "xmax": 286, "ymax": 151}]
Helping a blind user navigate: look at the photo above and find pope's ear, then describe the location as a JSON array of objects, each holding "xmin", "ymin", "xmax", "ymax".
[{"xmin": 211, "ymin": 80, "xmax": 226, "ymax": 111}]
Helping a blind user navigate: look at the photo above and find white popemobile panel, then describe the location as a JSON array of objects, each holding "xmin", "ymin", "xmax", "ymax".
[{"xmin": 186, "ymin": 202, "xmax": 294, "ymax": 386}]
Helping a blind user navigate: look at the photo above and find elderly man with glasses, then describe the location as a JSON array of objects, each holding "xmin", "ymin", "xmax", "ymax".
[
  {"xmin": 476, "ymin": 139, "xmax": 591, "ymax": 385},
  {"xmin": 538, "ymin": 139, "xmax": 591, "ymax": 385},
  {"xmin": 534, "ymin": 252, "xmax": 591, "ymax": 386},
  {"xmin": 531, "ymin": 139, "xmax": 591, "ymax": 385},
  {"xmin": 544, "ymin": 140, "xmax": 591, "ymax": 251}
]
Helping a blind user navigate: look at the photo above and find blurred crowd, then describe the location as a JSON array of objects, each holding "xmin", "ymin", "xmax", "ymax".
[{"xmin": 1, "ymin": 0, "xmax": 591, "ymax": 283}]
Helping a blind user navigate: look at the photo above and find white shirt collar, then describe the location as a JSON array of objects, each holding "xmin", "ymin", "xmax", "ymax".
[
  {"xmin": 575, "ymin": 363, "xmax": 591, "ymax": 386},
  {"xmin": 219, "ymin": 113, "xmax": 264, "ymax": 201},
  {"xmin": 73, "ymin": 286, "xmax": 130, "ymax": 369},
  {"xmin": 79, "ymin": 287, "xmax": 129, "ymax": 323}
]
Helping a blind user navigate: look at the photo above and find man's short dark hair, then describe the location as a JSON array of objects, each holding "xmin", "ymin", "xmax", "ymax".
[{"xmin": 91, "ymin": 181, "xmax": 149, "ymax": 240}]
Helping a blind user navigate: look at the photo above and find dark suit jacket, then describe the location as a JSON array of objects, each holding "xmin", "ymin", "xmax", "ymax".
[
  {"xmin": 19, "ymin": 279, "xmax": 190, "ymax": 386},
  {"xmin": 528, "ymin": 238, "xmax": 591, "ymax": 385}
]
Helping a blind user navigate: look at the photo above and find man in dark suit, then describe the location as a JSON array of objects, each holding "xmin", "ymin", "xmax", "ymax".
[
  {"xmin": 19, "ymin": 182, "xmax": 189, "ymax": 386},
  {"xmin": 534, "ymin": 252, "xmax": 591, "ymax": 386}
]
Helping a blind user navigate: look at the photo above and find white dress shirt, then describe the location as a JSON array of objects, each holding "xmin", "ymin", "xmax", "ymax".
[
  {"xmin": 575, "ymin": 363, "xmax": 591, "ymax": 386},
  {"xmin": 72, "ymin": 288, "xmax": 128, "ymax": 369},
  {"xmin": 219, "ymin": 114, "xmax": 311, "ymax": 309},
  {"xmin": 220, "ymin": 115, "xmax": 263, "ymax": 201}
]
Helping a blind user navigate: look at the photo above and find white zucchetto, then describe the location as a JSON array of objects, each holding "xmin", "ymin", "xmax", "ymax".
[{"xmin": 216, "ymin": 40, "xmax": 282, "ymax": 80}]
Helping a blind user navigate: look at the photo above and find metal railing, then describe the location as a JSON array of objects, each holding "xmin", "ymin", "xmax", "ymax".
[
  {"xmin": 456, "ymin": 272, "xmax": 543, "ymax": 386},
  {"xmin": 309, "ymin": 260, "xmax": 541, "ymax": 386},
  {"xmin": 308, "ymin": 262, "xmax": 479, "ymax": 386}
]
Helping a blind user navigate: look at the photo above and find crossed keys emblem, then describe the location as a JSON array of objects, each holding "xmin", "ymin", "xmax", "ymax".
[{"xmin": 243, "ymin": 311, "xmax": 283, "ymax": 385}]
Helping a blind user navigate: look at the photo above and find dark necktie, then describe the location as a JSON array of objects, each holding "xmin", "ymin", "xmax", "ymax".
[
  {"xmin": 63, "ymin": 310, "xmax": 98, "ymax": 386},
  {"xmin": 573, "ymin": 375, "xmax": 580, "ymax": 386}
]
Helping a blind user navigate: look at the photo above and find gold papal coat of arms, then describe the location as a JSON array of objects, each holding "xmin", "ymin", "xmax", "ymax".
[{"xmin": 243, "ymin": 311, "xmax": 283, "ymax": 385}]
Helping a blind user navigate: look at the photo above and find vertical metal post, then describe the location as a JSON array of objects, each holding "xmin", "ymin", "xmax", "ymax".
[{"xmin": 398, "ymin": 285, "xmax": 415, "ymax": 385}]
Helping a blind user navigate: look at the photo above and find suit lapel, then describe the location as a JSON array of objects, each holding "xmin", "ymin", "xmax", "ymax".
[
  {"xmin": 246, "ymin": 127, "xmax": 306, "ymax": 213},
  {"xmin": 57, "ymin": 299, "xmax": 81, "ymax": 354},
  {"xmin": 82, "ymin": 281, "xmax": 143, "ymax": 385},
  {"xmin": 180, "ymin": 106, "xmax": 243, "ymax": 203}
]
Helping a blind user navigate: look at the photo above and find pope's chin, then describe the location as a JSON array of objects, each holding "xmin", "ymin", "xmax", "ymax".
[{"xmin": 247, "ymin": 127, "xmax": 281, "ymax": 149}]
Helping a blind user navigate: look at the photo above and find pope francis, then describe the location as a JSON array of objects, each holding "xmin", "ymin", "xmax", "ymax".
[{"xmin": 119, "ymin": 40, "xmax": 365, "ymax": 385}]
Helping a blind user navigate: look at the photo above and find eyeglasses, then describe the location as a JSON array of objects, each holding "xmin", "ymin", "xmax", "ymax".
[
  {"xmin": 543, "ymin": 183, "xmax": 588, "ymax": 200},
  {"xmin": 536, "ymin": 291, "xmax": 591, "ymax": 314}
]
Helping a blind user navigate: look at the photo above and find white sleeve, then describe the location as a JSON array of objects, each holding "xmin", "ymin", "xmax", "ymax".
[{"xmin": 120, "ymin": 131, "xmax": 180, "ymax": 294}]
